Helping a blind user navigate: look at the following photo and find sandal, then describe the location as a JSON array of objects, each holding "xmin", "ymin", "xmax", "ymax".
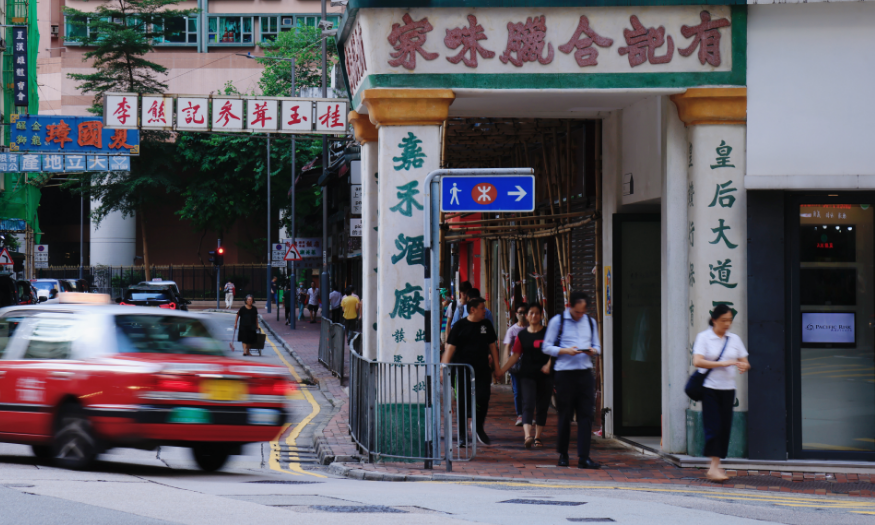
[
  {"xmin": 533, "ymin": 439, "xmax": 543, "ymax": 448},
  {"xmin": 524, "ymin": 437, "xmax": 534, "ymax": 449}
]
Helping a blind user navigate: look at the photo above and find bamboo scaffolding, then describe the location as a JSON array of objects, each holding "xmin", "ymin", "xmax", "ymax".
[{"xmin": 441, "ymin": 210, "xmax": 592, "ymax": 226}]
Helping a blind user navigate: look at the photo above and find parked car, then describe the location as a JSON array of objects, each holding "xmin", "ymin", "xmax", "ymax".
[
  {"xmin": 30, "ymin": 279, "xmax": 67, "ymax": 302},
  {"xmin": 118, "ymin": 285, "xmax": 191, "ymax": 311},
  {"xmin": 61, "ymin": 279, "xmax": 89, "ymax": 293},
  {"xmin": 0, "ymin": 275, "xmax": 18, "ymax": 307},
  {"xmin": 15, "ymin": 280, "xmax": 38, "ymax": 305},
  {"xmin": 0, "ymin": 305, "xmax": 293, "ymax": 471}
]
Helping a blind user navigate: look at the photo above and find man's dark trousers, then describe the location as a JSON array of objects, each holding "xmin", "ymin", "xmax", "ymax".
[{"xmin": 555, "ymin": 369, "xmax": 595, "ymax": 460}]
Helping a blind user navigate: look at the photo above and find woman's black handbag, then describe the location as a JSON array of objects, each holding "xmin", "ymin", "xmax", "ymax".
[{"xmin": 684, "ymin": 337, "xmax": 729, "ymax": 401}]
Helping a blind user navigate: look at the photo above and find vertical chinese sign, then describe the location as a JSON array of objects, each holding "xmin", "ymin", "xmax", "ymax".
[{"xmin": 12, "ymin": 26, "xmax": 28, "ymax": 107}]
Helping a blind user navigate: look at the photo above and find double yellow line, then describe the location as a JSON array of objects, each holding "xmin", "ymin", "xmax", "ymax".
[{"xmin": 263, "ymin": 328, "xmax": 326, "ymax": 478}]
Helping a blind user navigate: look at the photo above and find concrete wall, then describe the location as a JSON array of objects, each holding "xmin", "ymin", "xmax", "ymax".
[
  {"xmin": 747, "ymin": 3, "xmax": 875, "ymax": 189},
  {"xmin": 621, "ymin": 96, "xmax": 663, "ymax": 206}
]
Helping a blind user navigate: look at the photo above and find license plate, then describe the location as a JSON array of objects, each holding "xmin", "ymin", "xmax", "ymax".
[
  {"xmin": 201, "ymin": 379, "xmax": 247, "ymax": 401},
  {"xmin": 168, "ymin": 407, "xmax": 211, "ymax": 424},
  {"xmin": 248, "ymin": 408, "xmax": 280, "ymax": 426}
]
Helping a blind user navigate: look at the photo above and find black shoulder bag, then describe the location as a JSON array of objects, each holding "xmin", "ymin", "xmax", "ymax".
[{"xmin": 685, "ymin": 336, "xmax": 729, "ymax": 402}]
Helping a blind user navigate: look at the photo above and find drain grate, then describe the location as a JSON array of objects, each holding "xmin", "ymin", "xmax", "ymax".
[
  {"xmin": 309, "ymin": 506, "xmax": 406, "ymax": 513},
  {"xmin": 500, "ymin": 499, "xmax": 586, "ymax": 506},
  {"xmin": 567, "ymin": 519, "xmax": 615, "ymax": 523},
  {"xmin": 245, "ymin": 480, "xmax": 323, "ymax": 485},
  {"xmin": 706, "ymin": 476, "xmax": 875, "ymax": 494}
]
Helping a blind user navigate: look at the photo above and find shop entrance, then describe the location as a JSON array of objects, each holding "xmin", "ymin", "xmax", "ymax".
[
  {"xmin": 612, "ymin": 214, "xmax": 662, "ymax": 437},
  {"xmin": 790, "ymin": 195, "xmax": 875, "ymax": 460}
]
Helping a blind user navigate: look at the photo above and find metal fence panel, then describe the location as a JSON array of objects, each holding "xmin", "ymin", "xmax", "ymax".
[{"xmin": 347, "ymin": 349, "xmax": 476, "ymax": 470}]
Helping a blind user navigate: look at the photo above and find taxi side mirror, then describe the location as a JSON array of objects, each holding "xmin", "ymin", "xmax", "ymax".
[
  {"xmin": 38, "ymin": 296, "xmax": 47, "ymax": 303},
  {"xmin": 115, "ymin": 297, "xmax": 122, "ymax": 303}
]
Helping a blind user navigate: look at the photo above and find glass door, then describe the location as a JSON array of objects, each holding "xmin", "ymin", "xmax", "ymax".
[{"xmin": 791, "ymin": 197, "xmax": 875, "ymax": 459}]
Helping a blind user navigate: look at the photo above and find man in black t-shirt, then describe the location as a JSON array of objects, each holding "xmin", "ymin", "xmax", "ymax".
[{"xmin": 443, "ymin": 297, "xmax": 500, "ymax": 446}]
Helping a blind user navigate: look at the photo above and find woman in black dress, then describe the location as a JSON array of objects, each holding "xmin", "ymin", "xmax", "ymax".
[{"xmin": 234, "ymin": 295, "xmax": 258, "ymax": 356}]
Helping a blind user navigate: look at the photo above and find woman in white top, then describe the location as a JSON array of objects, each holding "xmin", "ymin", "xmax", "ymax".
[{"xmin": 692, "ymin": 304, "xmax": 750, "ymax": 482}]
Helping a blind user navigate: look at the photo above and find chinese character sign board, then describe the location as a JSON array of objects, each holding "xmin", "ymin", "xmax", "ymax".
[
  {"xmin": 141, "ymin": 96, "xmax": 173, "ymax": 130},
  {"xmin": 212, "ymin": 98, "xmax": 244, "ymax": 131},
  {"xmin": 344, "ymin": 6, "xmax": 737, "ymax": 99},
  {"xmin": 350, "ymin": 218, "xmax": 362, "ymax": 237},
  {"xmin": 176, "ymin": 97, "xmax": 209, "ymax": 131},
  {"xmin": 246, "ymin": 99, "xmax": 279, "ymax": 132},
  {"xmin": 376, "ymin": 126, "xmax": 439, "ymax": 365},
  {"xmin": 281, "ymin": 100, "xmax": 313, "ymax": 132},
  {"xmin": 104, "ymin": 94, "xmax": 138, "ymax": 129},
  {"xmin": 687, "ymin": 124, "xmax": 748, "ymax": 411},
  {"xmin": 0, "ymin": 153, "xmax": 131, "ymax": 173},
  {"xmin": 10, "ymin": 116, "xmax": 140, "ymax": 155},
  {"xmin": 12, "ymin": 26, "xmax": 28, "ymax": 107},
  {"xmin": 289, "ymin": 238, "xmax": 322, "ymax": 258}
]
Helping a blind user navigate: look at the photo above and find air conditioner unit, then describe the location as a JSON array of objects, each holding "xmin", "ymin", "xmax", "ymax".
[
  {"xmin": 281, "ymin": 17, "xmax": 293, "ymax": 26},
  {"xmin": 51, "ymin": 25, "xmax": 59, "ymax": 36}
]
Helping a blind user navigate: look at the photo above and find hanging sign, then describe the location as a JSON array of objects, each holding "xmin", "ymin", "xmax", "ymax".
[
  {"xmin": 12, "ymin": 26, "xmax": 27, "ymax": 107},
  {"xmin": 0, "ymin": 153, "xmax": 130, "ymax": 173},
  {"xmin": 102, "ymin": 93, "xmax": 348, "ymax": 135},
  {"xmin": 10, "ymin": 115, "xmax": 140, "ymax": 155}
]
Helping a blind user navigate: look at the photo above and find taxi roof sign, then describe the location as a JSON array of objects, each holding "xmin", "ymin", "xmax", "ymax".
[{"xmin": 58, "ymin": 293, "xmax": 111, "ymax": 305}]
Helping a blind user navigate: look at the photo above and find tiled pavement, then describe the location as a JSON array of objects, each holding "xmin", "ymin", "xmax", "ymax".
[{"xmin": 226, "ymin": 305, "xmax": 875, "ymax": 498}]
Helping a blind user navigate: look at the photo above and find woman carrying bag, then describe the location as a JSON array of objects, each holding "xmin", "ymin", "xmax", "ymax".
[
  {"xmin": 690, "ymin": 304, "xmax": 750, "ymax": 482},
  {"xmin": 233, "ymin": 295, "xmax": 259, "ymax": 357},
  {"xmin": 495, "ymin": 303, "xmax": 552, "ymax": 450}
]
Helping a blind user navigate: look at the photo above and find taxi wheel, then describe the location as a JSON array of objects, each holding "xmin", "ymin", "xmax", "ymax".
[
  {"xmin": 191, "ymin": 445, "xmax": 231, "ymax": 472},
  {"xmin": 53, "ymin": 407, "xmax": 97, "ymax": 470}
]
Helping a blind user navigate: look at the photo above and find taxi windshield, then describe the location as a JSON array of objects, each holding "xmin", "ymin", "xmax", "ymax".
[
  {"xmin": 115, "ymin": 315, "xmax": 224, "ymax": 356},
  {"xmin": 33, "ymin": 282, "xmax": 57, "ymax": 292}
]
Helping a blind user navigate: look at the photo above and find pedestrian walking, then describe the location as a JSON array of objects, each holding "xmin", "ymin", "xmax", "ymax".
[
  {"xmin": 284, "ymin": 282, "xmax": 293, "ymax": 325},
  {"xmin": 233, "ymin": 295, "xmax": 258, "ymax": 357},
  {"xmin": 329, "ymin": 285, "xmax": 343, "ymax": 324},
  {"xmin": 496, "ymin": 303, "xmax": 552, "ymax": 449},
  {"xmin": 307, "ymin": 282, "xmax": 320, "ymax": 324},
  {"xmin": 503, "ymin": 303, "xmax": 528, "ymax": 427},
  {"xmin": 270, "ymin": 277, "xmax": 279, "ymax": 310},
  {"xmin": 446, "ymin": 281, "xmax": 471, "ymax": 332},
  {"xmin": 543, "ymin": 292, "xmax": 601, "ymax": 469},
  {"xmin": 223, "ymin": 281, "xmax": 235, "ymax": 310},
  {"xmin": 692, "ymin": 304, "xmax": 750, "ymax": 481},
  {"xmin": 297, "ymin": 284, "xmax": 307, "ymax": 321},
  {"xmin": 442, "ymin": 297, "xmax": 500, "ymax": 446},
  {"xmin": 341, "ymin": 286, "xmax": 361, "ymax": 345}
]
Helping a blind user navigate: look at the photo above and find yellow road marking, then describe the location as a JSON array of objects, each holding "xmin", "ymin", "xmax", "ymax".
[
  {"xmin": 803, "ymin": 443, "xmax": 871, "ymax": 452},
  {"xmin": 828, "ymin": 373, "xmax": 875, "ymax": 379},
  {"xmin": 802, "ymin": 367, "xmax": 874, "ymax": 377},
  {"xmin": 856, "ymin": 438, "xmax": 875, "ymax": 443},
  {"xmin": 264, "ymin": 327, "xmax": 326, "ymax": 478}
]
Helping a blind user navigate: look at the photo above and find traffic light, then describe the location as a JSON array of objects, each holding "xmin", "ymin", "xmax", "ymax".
[{"xmin": 209, "ymin": 247, "xmax": 225, "ymax": 266}]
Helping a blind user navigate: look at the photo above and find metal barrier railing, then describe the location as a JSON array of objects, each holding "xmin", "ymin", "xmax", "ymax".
[
  {"xmin": 318, "ymin": 318, "xmax": 343, "ymax": 383},
  {"xmin": 348, "ymin": 348, "xmax": 477, "ymax": 470}
]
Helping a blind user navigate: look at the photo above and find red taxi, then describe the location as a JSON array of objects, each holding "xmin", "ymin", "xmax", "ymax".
[{"xmin": 0, "ymin": 299, "xmax": 292, "ymax": 471}]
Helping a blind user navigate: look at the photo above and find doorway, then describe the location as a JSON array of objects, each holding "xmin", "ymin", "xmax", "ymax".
[{"xmin": 612, "ymin": 214, "xmax": 662, "ymax": 436}]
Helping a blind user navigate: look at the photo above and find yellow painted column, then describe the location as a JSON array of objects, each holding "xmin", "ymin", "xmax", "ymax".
[
  {"xmin": 362, "ymin": 89, "xmax": 454, "ymax": 366},
  {"xmin": 671, "ymin": 88, "xmax": 748, "ymax": 457},
  {"xmin": 349, "ymin": 111, "xmax": 379, "ymax": 361}
]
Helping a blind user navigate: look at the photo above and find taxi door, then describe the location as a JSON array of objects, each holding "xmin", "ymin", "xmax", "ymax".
[{"xmin": 0, "ymin": 317, "xmax": 79, "ymax": 437}]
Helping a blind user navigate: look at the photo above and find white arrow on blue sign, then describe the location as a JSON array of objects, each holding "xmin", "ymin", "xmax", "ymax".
[{"xmin": 439, "ymin": 175, "xmax": 536, "ymax": 213}]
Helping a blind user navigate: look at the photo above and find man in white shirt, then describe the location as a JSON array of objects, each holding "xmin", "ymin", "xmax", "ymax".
[
  {"xmin": 328, "ymin": 285, "xmax": 343, "ymax": 324},
  {"xmin": 307, "ymin": 283, "xmax": 320, "ymax": 324},
  {"xmin": 223, "ymin": 281, "xmax": 235, "ymax": 310},
  {"xmin": 542, "ymin": 292, "xmax": 601, "ymax": 470}
]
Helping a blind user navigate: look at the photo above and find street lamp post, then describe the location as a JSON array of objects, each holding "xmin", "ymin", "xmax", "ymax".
[
  {"xmin": 239, "ymin": 52, "xmax": 297, "ymax": 326},
  {"xmin": 320, "ymin": 0, "xmax": 330, "ymax": 321}
]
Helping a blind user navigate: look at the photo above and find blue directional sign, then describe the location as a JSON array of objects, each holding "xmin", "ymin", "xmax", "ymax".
[{"xmin": 440, "ymin": 175, "xmax": 535, "ymax": 213}]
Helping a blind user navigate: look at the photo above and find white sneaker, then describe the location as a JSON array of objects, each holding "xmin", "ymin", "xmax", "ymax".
[{"xmin": 515, "ymin": 416, "xmax": 523, "ymax": 427}]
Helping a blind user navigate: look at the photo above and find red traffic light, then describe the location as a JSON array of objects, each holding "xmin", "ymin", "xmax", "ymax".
[{"xmin": 217, "ymin": 247, "xmax": 225, "ymax": 255}]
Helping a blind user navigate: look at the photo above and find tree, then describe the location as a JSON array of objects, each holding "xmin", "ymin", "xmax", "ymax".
[
  {"xmin": 174, "ymin": 27, "xmax": 339, "ymax": 260},
  {"xmin": 64, "ymin": 0, "xmax": 196, "ymax": 278}
]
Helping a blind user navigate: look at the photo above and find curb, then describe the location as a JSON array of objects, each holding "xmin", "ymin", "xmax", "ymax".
[
  {"xmin": 328, "ymin": 463, "xmax": 533, "ymax": 483},
  {"xmin": 257, "ymin": 314, "xmax": 360, "ymax": 466}
]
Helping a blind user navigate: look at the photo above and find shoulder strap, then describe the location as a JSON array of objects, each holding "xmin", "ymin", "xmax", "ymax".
[
  {"xmin": 553, "ymin": 313, "xmax": 566, "ymax": 347},
  {"xmin": 702, "ymin": 336, "xmax": 730, "ymax": 379}
]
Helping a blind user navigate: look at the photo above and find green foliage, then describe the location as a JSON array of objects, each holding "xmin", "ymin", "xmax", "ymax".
[
  {"xmin": 174, "ymin": 28, "xmax": 340, "ymax": 250},
  {"xmin": 65, "ymin": 0, "xmax": 198, "ymax": 114}
]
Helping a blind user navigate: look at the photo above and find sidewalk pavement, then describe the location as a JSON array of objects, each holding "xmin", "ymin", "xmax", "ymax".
[{"xmin": 232, "ymin": 306, "xmax": 875, "ymax": 498}]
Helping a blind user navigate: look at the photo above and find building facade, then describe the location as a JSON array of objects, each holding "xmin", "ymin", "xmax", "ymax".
[
  {"xmin": 35, "ymin": 0, "xmax": 343, "ymax": 266},
  {"xmin": 340, "ymin": 0, "xmax": 875, "ymax": 463}
]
